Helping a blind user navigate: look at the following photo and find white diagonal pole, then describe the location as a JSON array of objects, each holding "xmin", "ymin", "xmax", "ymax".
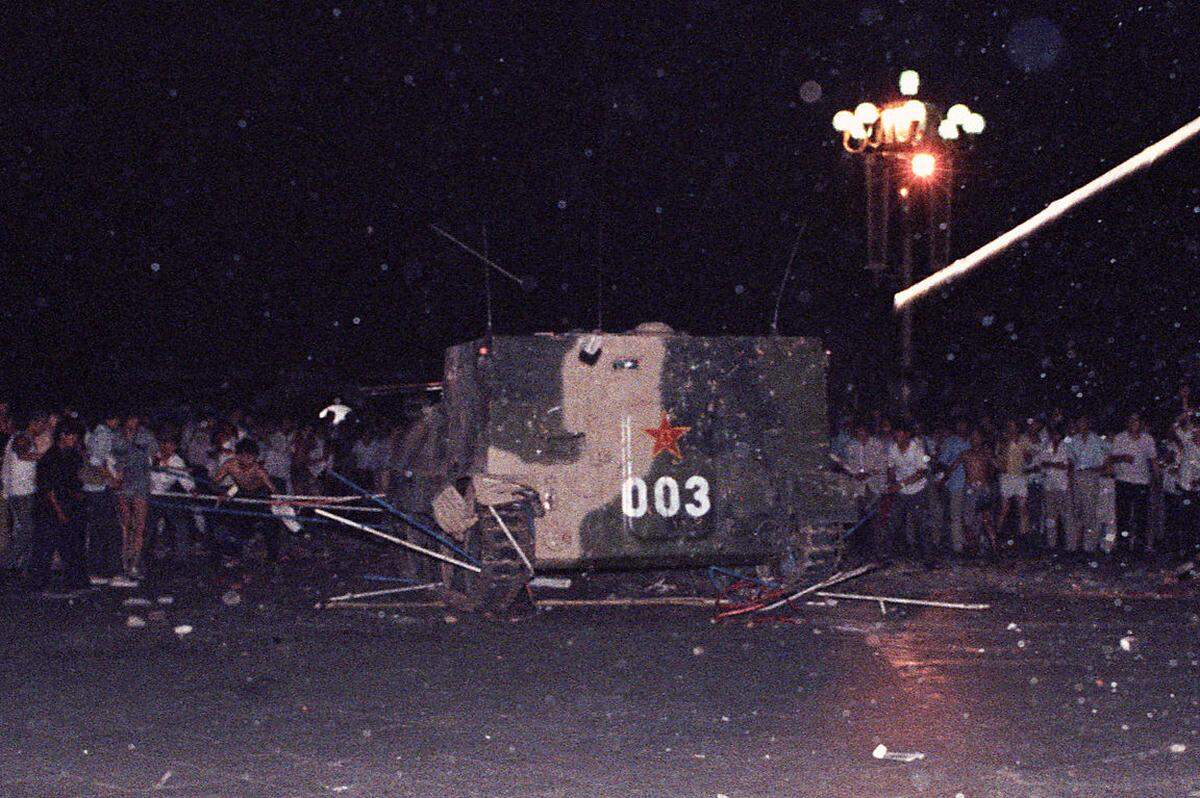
[
  {"xmin": 325, "ymin": 583, "xmax": 441, "ymax": 603},
  {"xmin": 430, "ymin": 223, "xmax": 524, "ymax": 286},
  {"xmin": 488, "ymin": 505, "xmax": 535, "ymax": 574},
  {"xmin": 895, "ymin": 114, "xmax": 1200, "ymax": 311},
  {"xmin": 315, "ymin": 509, "xmax": 481, "ymax": 573}
]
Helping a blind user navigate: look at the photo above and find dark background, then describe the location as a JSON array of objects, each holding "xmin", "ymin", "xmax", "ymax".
[{"xmin": 3, "ymin": 2, "xmax": 1198, "ymax": 424}]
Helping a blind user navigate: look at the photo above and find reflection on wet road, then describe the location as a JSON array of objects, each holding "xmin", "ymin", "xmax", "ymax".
[{"xmin": 2, "ymin": 580, "xmax": 1200, "ymax": 797}]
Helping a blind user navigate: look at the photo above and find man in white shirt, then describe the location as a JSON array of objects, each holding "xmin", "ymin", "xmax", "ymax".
[
  {"xmin": 885, "ymin": 421, "xmax": 931, "ymax": 560},
  {"xmin": 1038, "ymin": 425, "xmax": 1076, "ymax": 552},
  {"xmin": 1108, "ymin": 413, "xmax": 1157, "ymax": 554},
  {"xmin": 1066, "ymin": 416, "xmax": 1110, "ymax": 553},
  {"xmin": 834, "ymin": 422, "xmax": 885, "ymax": 554},
  {"xmin": 148, "ymin": 435, "xmax": 196, "ymax": 565},
  {"xmin": 837, "ymin": 423, "xmax": 880, "ymax": 506},
  {"xmin": 2, "ymin": 412, "xmax": 50, "ymax": 576},
  {"xmin": 182, "ymin": 417, "xmax": 214, "ymax": 471},
  {"xmin": 263, "ymin": 419, "xmax": 295, "ymax": 495}
]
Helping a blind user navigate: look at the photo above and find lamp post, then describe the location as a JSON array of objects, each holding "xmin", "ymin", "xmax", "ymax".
[{"xmin": 832, "ymin": 70, "xmax": 984, "ymax": 409}]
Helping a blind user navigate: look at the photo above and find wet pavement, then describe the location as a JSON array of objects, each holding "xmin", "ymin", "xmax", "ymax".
[{"xmin": 2, "ymin": 561, "xmax": 1200, "ymax": 797}]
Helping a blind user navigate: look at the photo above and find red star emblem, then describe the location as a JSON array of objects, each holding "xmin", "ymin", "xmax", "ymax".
[{"xmin": 643, "ymin": 413, "xmax": 690, "ymax": 461}]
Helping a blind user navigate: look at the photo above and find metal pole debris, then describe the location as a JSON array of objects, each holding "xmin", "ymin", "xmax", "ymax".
[
  {"xmin": 325, "ymin": 583, "xmax": 441, "ymax": 603},
  {"xmin": 489, "ymin": 506, "xmax": 535, "ymax": 574},
  {"xmin": 321, "ymin": 600, "xmax": 447, "ymax": 610},
  {"xmin": 816, "ymin": 591, "xmax": 991, "ymax": 610},
  {"xmin": 742, "ymin": 564, "xmax": 876, "ymax": 616},
  {"xmin": 155, "ymin": 491, "xmax": 386, "ymax": 512},
  {"xmin": 326, "ymin": 469, "xmax": 479, "ymax": 565},
  {"xmin": 314, "ymin": 509, "xmax": 482, "ymax": 573},
  {"xmin": 535, "ymin": 596, "xmax": 718, "ymax": 608}
]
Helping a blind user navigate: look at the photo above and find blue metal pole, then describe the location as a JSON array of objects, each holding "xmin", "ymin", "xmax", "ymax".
[{"xmin": 326, "ymin": 469, "xmax": 480, "ymax": 566}]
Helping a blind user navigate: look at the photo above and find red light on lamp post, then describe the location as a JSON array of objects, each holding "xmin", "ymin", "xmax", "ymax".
[{"xmin": 911, "ymin": 152, "xmax": 936, "ymax": 178}]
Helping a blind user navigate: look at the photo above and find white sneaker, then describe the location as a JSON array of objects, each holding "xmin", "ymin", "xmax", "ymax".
[{"xmin": 109, "ymin": 575, "xmax": 139, "ymax": 589}]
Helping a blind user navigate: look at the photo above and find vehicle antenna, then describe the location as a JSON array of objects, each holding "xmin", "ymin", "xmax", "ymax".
[
  {"xmin": 429, "ymin": 223, "xmax": 524, "ymax": 286},
  {"xmin": 595, "ymin": 216, "xmax": 604, "ymax": 332},
  {"xmin": 482, "ymin": 221, "xmax": 493, "ymax": 340},
  {"xmin": 770, "ymin": 220, "xmax": 808, "ymax": 336}
]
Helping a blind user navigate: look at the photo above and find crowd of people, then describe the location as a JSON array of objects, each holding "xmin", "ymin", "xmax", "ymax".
[
  {"xmin": 0, "ymin": 403, "xmax": 402, "ymax": 595},
  {"xmin": 5, "ymin": 386, "xmax": 1200, "ymax": 596},
  {"xmin": 831, "ymin": 389, "xmax": 1200, "ymax": 563}
]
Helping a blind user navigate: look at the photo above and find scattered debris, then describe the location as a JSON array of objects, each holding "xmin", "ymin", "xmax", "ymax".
[
  {"xmin": 126, "ymin": 615, "xmax": 147, "ymax": 629},
  {"xmin": 872, "ymin": 744, "xmax": 925, "ymax": 762},
  {"xmin": 173, "ymin": 625, "xmax": 193, "ymax": 636},
  {"xmin": 692, "ymin": 646, "xmax": 705, "ymax": 656},
  {"xmin": 539, "ymin": 596, "xmax": 716, "ymax": 608},
  {"xmin": 528, "ymin": 576, "xmax": 572, "ymax": 590},
  {"xmin": 221, "ymin": 589, "xmax": 242, "ymax": 607},
  {"xmin": 153, "ymin": 770, "xmax": 173, "ymax": 790},
  {"xmin": 716, "ymin": 564, "xmax": 875, "ymax": 618},
  {"xmin": 816, "ymin": 591, "xmax": 991, "ymax": 611},
  {"xmin": 443, "ymin": 614, "xmax": 458, "ymax": 624},
  {"xmin": 320, "ymin": 600, "xmax": 444, "ymax": 610},
  {"xmin": 315, "ymin": 508, "xmax": 481, "ymax": 573},
  {"xmin": 122, "ymin": 597, "xmax": 152, "ymax": 608},
  {"xmin": 1170, "ymin": 743, "xmax": 1187, "ymax": 753},
  {"xmin": 1119, "ymin": 635, "xmax": 1137, "ymax": 652},
  {"xmin": 324, "ymin": 583, "xmax": 440, "ymax": 603},
  {"xmin": 645, "ymin": 577, "xmax": 678, "ymax": 595},
  {"xmin": 156, "ymin": 596, "xmax": 174, "ymax": 605}
]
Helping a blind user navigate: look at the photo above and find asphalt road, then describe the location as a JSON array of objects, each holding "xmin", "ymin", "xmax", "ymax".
[{"xmin": 3, "ymin": 562, "xmax": 1200, "ymax": 798}]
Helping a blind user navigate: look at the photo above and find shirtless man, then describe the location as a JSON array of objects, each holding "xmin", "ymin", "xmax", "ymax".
[
  {"xmin": 211, "ymin": 440, "xmax": 281, "ymax": 562},
  {"xmin": 960, "ymin": 429, "xmax": 997, "ymax": 553},
  {"xmin": 212, "ymin": 440, "xmax": 277, "ymax": 496}
]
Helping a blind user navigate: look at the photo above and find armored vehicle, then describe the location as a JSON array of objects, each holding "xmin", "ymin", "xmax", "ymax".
[{"xmin": 389, "ymin": 323, "xmax": 857, "ymax": 612}]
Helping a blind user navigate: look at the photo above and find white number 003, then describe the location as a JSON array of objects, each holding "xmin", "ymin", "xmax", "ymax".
[{"xmin": 621, "ymin": 476, "xmax": 711, "ymax": 518}]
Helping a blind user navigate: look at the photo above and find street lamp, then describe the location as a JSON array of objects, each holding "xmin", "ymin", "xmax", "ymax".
[{"xmin": 831, "ymin": 70, "xmax": 985, "ymax": 408}]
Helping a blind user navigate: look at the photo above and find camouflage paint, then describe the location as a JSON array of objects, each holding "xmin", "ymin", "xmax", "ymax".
[{"xmin": 444, "ymin": 329, "xmax": 856, "ymax": 569}]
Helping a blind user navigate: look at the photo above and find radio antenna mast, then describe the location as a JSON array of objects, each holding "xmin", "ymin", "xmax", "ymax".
[
  {"xmin": 595, "ymin": 217, "xmax": 605, "ymax": 331},
  {"xmin": 482, "ymin": 221, "xmax": 493, "ymax": 339}
]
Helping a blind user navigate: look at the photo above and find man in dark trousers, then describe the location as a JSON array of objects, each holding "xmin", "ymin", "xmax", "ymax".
[{"xmin": 28, "ymin": 420, "xmax": 89, "ymax": 594}]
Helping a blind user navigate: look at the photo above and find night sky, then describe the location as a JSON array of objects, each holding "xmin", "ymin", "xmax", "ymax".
[{"xmin": 5, "ymin": 2, "xmax": 1199, "ymax": 423}]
